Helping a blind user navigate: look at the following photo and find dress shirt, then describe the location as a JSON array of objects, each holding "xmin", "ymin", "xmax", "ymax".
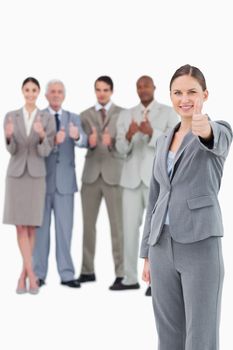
[
  {"xmin": 95, "ymin": 100, "xmax": 112, "ymax": 112},
  {"xmin": 23, "ymin": 107, "xmax": 37, "ymax": 136}
]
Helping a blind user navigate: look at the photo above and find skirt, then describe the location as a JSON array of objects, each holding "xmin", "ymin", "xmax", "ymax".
[{"xmin": 3, "ymin": 170, "xmax": 46, "ymax": 226}]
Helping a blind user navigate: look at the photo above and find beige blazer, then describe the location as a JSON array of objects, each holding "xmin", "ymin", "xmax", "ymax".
[
  {"xmin": 4, "ymin": 108, "xmax": 56, "ymax": 178},
  {"xmin": 116, "ymin": 101, "xmax": 179, "ymax": 189},
  {"xmin": 80, "ymin": 103, "xmax": 124, "ymax": 185}
]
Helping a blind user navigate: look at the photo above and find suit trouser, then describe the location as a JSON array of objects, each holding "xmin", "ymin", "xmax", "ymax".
[
  {"xmin": 122, "ymin": 183, "xmax": 149, "ymax": 284},
  {"xmin": 149, "ymin": 225, "xmax": 224, "ymax": 350},
  {"xmin": 33, "ymin": 191, "xmax": 75, "ymax": 282},
  {"xmin": 81, "ymin": 176, "xmax": 124, "ymax": 277}
]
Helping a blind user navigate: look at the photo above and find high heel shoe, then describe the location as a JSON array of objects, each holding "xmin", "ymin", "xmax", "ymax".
[
  {"xmin": 28, "ymin": 287, "xmax": 39, "ymax": 295},
  {"xmin": 16, "ymin": 279, "xmax": 27, "ymax": 294}
]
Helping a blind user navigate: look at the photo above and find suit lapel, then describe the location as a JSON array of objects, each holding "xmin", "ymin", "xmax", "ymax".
[
  {"xmin": 28, "ymin": 109, "xmax": 42, "ymax": 141},
  {"xmin": 160, "ymin": 127, "xmax": 175, "ymax": 186},
  {"xmin": 103, "ymin": 103, "xmax": 115, "ymax": 129}
]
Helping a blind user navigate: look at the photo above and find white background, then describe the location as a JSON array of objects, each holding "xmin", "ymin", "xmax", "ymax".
[{"xmin": 0, "ymin": 1, "xmax": 232, "ymax": 349}]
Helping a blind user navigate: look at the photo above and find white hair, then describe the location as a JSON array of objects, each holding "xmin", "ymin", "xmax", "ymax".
[{"xmin": 45, "ymin": 79, "xmax": 66, "ymax": 95}]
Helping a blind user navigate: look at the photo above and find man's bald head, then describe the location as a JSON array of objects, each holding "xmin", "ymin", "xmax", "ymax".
[{"xmin": 136, "ymin": 76, "xmax": 156, "ymax": 107}]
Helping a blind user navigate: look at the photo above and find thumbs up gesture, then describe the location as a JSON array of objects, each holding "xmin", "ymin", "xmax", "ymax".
[
  {"xmin": 5, "ymin": 116, "xmax": 14, "ymax": 139},
  {"xmin": 102, "ymin": 127, "xmax": 112, "ymax": 146},
  {"xmin": 55, "ymin": 126, "xmax": 66, "ymax": 144},
  {"xmin": 89, "ymin": 126, "xmax": 98, "ymax": 148},
  {"xmin": 192, "ymin": 98, "xmax": 212, "ymax": 139},
  {"xmin": 33, "ymin": 115, "xmax": 45, "ymax": 140},
  {"xmin": 69, "ymin": 122, "xmax": 79, "ymax": 140},
  {"xmin": 126, "ymin": 118, "xmax": 139, "ymax": 142},
  {"xmin": 139, "ymin": 113, "xmax": 153, "ymax": 137}
]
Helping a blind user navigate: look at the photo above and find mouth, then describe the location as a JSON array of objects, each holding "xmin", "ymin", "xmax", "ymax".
[{"xmin": 179, "ymin": 104, "xmax": 193, "ymax": 112}]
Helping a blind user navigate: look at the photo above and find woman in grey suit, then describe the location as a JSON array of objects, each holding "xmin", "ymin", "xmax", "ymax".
[
  {"xmin": 140, "ymin": 65, "xmax": 232, "ymax": 350},
  {"xmin": 3, "ymin": 77, "xmax": 56, "ymax": 294}
]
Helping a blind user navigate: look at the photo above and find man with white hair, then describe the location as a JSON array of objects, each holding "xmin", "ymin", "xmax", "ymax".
[{"xmin": 33, "ymin": 80, "xmax": 87, "ymax": 288}]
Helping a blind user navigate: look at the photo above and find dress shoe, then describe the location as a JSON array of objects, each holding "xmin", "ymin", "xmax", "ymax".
[
  {"xmin": 61, "ymin": 279, "xmax": 81, "ymax": 288},
  {"xmin": 109, "ymin": 281, "xmax": 140, "ymax": 291},
  {"xmin": 109, "ymin": 277, "xmax": 124, "ymax": 290},
  {"xmin": 145, "ymin": 286, "xmax": 152, "ymax": 296},
  {"xmin": 77, "ymin": 273, "xmax": 96, "ymax": 283},
  {"xmin": 37, "ymin": 279, "xmax": 45, "ymax": 287}
]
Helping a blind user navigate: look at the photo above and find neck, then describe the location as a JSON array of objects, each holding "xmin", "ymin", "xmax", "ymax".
[
  {"xmin": 50, "ymin": 105, "xmax": 61, "ymax": 112},
  {"xmin": 25, "ymin": 104, "xmax": 36, "ymax": 113},
  {"xmin": 141, "ymin": 99, "xmax": 154, "ymax": 108},
  {"xmin": 178, "ymin": 118, "xmax": 192, "ymax": 133}
]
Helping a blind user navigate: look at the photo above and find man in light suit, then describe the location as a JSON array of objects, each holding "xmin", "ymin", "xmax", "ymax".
[
  {"xmin": 33, "ymin": 80, "xmax": 88, "ymax": 288},
  {"xmin": 78, "ymin": 76, "xmax": 124, "ymax": 289},
  {"xmin": 113, "ymin": 76, "xmax": 178, "ymax": 294}
]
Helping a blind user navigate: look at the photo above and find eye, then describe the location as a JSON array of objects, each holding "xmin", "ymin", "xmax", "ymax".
[{"xmin": 174, "ymin": 91, "xmax": 181, "ymax": 95}]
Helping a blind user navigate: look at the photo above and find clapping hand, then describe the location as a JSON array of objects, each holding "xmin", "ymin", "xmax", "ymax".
[
  {"xmin": 139, "ymin": 114, "xmax": 153, "ymax": 137},
  {"xmin": 55, "ymin": 126, "xmax": 66, "ymax": 144},
  {"xmin": 33, "ymin": 115, "xmax": 45, "ymax": 140},
  {"xmin": 5, "ymin": 116, "xmax": 14, "ymax": 139},
  {"xmin": 102, "ymin": 127, "xmax": 112, "ymax": 146},
  {"xmin": 89, "ymin": 126, "xmax": 98, "ymax": 148},
  {"xmin": 126, "ymin": 118, "xmax": 139, "ymax": 142},
  {"xmin": 69, "ymin": 122, "xmax": 79, "ymax": 140}
]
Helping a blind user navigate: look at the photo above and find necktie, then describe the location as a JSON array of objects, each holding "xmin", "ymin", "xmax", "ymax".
[
  {"xmin": 143, "ymin": 109, "xmax": 150, "ymax": 120},
  {"xmin": 100, "ymin": 108, "xmax": 107, "ymax": 123},
  {"xmin": 54, "ymin": 113, "xmax": 60, "ymax": 131}
]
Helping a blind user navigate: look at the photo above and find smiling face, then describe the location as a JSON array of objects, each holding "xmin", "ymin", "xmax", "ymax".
[
  {"xmin": 22, "ymin": 82, "xmax": 40, "ymax": 106},
  {"xmin": 95, "ymin": 81, "xmax": 113, "ymax": 105},
  {"xmin": 46, "ymin": 82, "xmax": 65, "ymax": 111},
  {"xmin": 136, "ymin": 77, "xmax": 155, "ymax": 106},
  {"xmin": 170, "ymin": 75, "xmax": 208, "ymax": 119}
]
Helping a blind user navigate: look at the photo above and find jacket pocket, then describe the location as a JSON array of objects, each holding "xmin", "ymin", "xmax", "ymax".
[{"xmin": 187, "ymin": 195, "xmax": 215, "ymax": 210}]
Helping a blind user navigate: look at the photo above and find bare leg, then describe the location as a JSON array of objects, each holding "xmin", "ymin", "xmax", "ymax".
[{"xmin": 16, "ymin": 225, "xmax": 38, "ymax": 290}]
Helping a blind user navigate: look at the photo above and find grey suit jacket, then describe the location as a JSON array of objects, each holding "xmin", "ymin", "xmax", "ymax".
[
  {"xmin": 4, "ymin": 108, "xmax": 56, "ymax": 178},
  {"xmin": 44, "ymin": 109, "xmax": 88, "ymax": 195},
  {"xmin": 80, "ymin": 103, "xmax": 124, "ymax": 185},
  {"xmin": 116, "ymin": 101, "xmax": 179, "ymax": 189},
  {"xmin": 140, "ymin": 120, "xmax": 233, "ymax": 258}
]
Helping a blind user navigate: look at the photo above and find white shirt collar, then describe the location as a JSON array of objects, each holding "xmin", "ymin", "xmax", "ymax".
[
  {"xmin": 140, "ymin": 100, "xmax": 156, "ymax": 113},
  {"xmin": 22, "ymin": 107, "xmax": 38, "ymax": 136},
  {"xmin": 48, "ymin": 106, "xmax": 63, "ymax": 116},
  {"xmin": 95, "ymin": 100, "xmax": 112, "ymax": 112}
]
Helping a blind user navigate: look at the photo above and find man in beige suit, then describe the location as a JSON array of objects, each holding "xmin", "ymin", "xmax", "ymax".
[
  {"xmin": 113, "ymin": 76, "xmax": 179, "ymax": 295},
  {"xmin": 78, "ymin": 76, "xmax": 124, "ymax": 289}
]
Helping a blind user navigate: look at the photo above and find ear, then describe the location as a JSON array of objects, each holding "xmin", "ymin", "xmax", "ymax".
[{"xmin": 203, "ymin": 89, "xmax": 209, "ymax": 102}]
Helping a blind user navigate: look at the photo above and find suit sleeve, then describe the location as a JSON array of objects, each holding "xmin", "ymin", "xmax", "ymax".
[
  {"xmin": 4, "ymin": 113, "xmax": 17, "ymax": 155},
  {"xmin": 140, "ymin": 152, "xmax": 160, "ymax": 258},
  {"xmin": 197, "ymin": 120, "xmax": 232, "ymax": 157},
  {"xmin": 37, "ymin": 115, "xmax": 56, "ymax": 157},
  {"xmin": 147, "ymin": 109, "xmax": 179, "ymax": 148},
  {"xmin": 115, "ymin": 109, "xmax": 133, "ymax": 155},
  {"xmin": 71, "ymin": 113, "xmax": 88, "ymax": 148}
]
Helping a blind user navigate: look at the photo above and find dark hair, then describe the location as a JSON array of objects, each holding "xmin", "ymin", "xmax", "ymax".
[
  {"xmin": 169, "ymin": 64, "xmax": 207, "ymax": 91},
  {"xmin": 22, "ymin": 77, "xmax": 40, "ymax": 89},
  {"xmin": 94, "ymin": 76, "xmax": 113, "ymax": 91}
]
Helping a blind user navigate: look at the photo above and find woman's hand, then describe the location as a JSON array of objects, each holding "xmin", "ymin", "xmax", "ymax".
[
  {"xmin": 34, "ymin": 115, "xmax": 45, "ymax": 140},
  {"xmin": 192, "ymin": 98, "xmax": 212, "ymax": 140},
  {"xmin": 5, "ymin": 116, "xmax": 14, "ymax": 139},
  {"xmin": 142, "ymin": 258, "xmax": 151, "ymax": 284}
]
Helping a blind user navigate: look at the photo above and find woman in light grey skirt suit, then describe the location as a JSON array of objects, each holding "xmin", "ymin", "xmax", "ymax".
[
  {"xmin": 3, "ymin": 77, "xmax": 56, "ymax": 294},
  {"xmin": 140, "ymin": 65, "xmax": 232, "ymax": 350}
]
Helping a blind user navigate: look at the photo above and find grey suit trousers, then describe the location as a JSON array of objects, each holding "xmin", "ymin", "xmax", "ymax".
[
  {"xmin": 81, "ymin": 175, "xmax": 124, "ymax": 277},
  {"xmin": 34, "ymin": 192, "xmax": 75, "ymax": 281},
  {"xmin": 149, "ymin": 225, "xmax": 224, "ymax": 350}
]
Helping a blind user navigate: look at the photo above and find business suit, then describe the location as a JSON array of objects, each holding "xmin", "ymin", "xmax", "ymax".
[
  {"xmin": 116, "ymin": 101, "xmax": 178, "ymax": 284},
  {"xmin": 33, "ymin": 109, "xmax": 87, "ymax": 282},
  {"xmin": 80, "ymin": 103, "xmax": 124, "ymax": 277},
  {"xmin": 140, "ymin": 120, "xmax": 232, "ymax": 350},
  {"xmin": 3, "ymin": 108, "xmax": 55, "ymax": 225}
]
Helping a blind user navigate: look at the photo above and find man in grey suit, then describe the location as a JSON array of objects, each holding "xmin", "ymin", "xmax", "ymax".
[
  {"xmin": 113, "ymin": 76, "xmax": 178, "ymax": 294},
  {"xmin": 33, "ymin": 80, "xmax": 87, "ymax": 288},
  {"xmin": 78, "ymin": 76, "xmax": 124, "ymax": 289}
]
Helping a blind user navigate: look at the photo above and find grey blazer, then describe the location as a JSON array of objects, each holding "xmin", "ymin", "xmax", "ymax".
[
  {"xmin": 140, "ymin": 120, "xmax": 232, "ymax": 258},
  {"xmin": 43, "ymin": 109, "xmax": 88, "ymax": 195},
  {"xmin": 4, "ymin": 108, "xmax": 56, "ymax": 178},
  {"xmin": 80, "ymin": 104, "xmax": 124, "ymax": 185}
]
